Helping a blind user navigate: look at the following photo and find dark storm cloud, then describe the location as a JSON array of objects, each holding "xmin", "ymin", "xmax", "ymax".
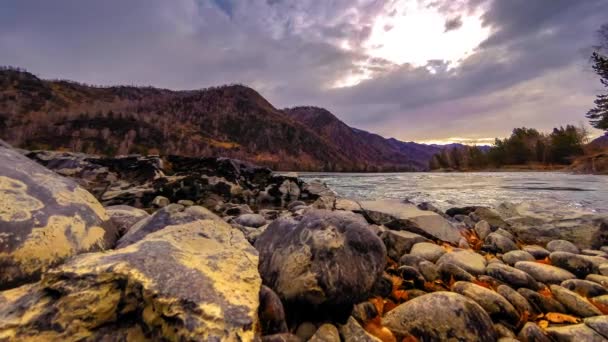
[{"xmin": 0, "ymin": 0, "xmax": 607, "ymax": 142}]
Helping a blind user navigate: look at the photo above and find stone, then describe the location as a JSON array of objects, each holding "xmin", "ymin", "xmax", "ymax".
[
  {"xmin": 494, "ymin": 323, "xmax": 516, "ymax": 338},
  {"xmin": 475, "ymin": 220, "xmax": 492, "ymax": 240},
  {"xmin": 382, "ymin": 230, "xmax": 429, "ymax": 260},
  {"xmin": 484, "ymin": 232, "xmax": 518, "ymax": 254},
  {"xmin": 600, "ymin": 264, "xmax": 608, "ymax": 276},
  {"xmin": 255, "ymin": 210, "xmax": 386, "ymax": 308},
  {"xmin": 234, "ymin": 213, "xmax": 266, "ymax": 228},
  {"xmin": 452, "ymin": 281, "xmax": 520, "ymax": 324},
  {"xmin": 502, "ymin": 250, "xmax": 535, "ymax": 266},
  {"xmin": 0, "ymin": 215, "xmax": 261, "ymax": 341},
  {"xmin": 312, "ymin": 196, "xmax": 336, "ymax": 210},
  {"xmin": 522, "ymin": 245, "xmax": 551, "ymax": 259},
  {"xmin": 259, "ymin": 285, "xmax": 288, "ymax": 335},
  {"xmin": 151, "ymin": 195, "xmax": 170, "ymax": 208},
  {"xmin": 309, "ymin": 324, "xmax": 340, "ymax": 342},
  {"xmin": 335, "ymin": 198, "xmax": 361, "ymax": 212},
  {"xmin": 398, "ymin": 254, "xmax": 426, "ymax": 268},
  {"xmin": 517, "ymin": 288, "xmax": 566, "ymax": 314},
  {"xmin": 409, "ymin": 242, "xmax": 446, "ymax": 262},
  {"xmin": 0, "ymin": 143, "xmax": 118, "ymax": 290},
  {"xmin": 561, "ymin": 279, "xmax": 608, "ymax": 297},
  {"xmin": 582, "ymin": 249, "xmax": 608, "ymax": 258},
  {"xmin": 278, "ymin": 179, "xmax": 301, "ymax": 202},
  {"xmin": 302, "ymin": 180, "xmax": 335, "ymax": 198},
  {"xmin": 105, "ymin": 205, "xmax": 150, "ymax": 235},
  {"xmin": 398, "ymin": 266, "xmax": 425, "ymax": 288},
  {"xmin": 496, "ymin": 228, "xmax": 515, "ymax": 241},
  {"xmin": 549, "ymin": 252, "xmax": 595, "ymax": 278},
  {"xmin": 517, "ymin": 322, "xmax": 551, "ymax": 342},
  {"xmin": 223, "ymin": 203, "xmax": 254, "ymax": 216},
  {"xmin": 438, "ymin": 262, "xmax": 476, "ymax": 283},
  {"xmin": 352, "ymin": 301, "xmax": 378, "ymax": 323},
  {"xmin": 259, "ymin": 209, "xmax": 280, "ymax": 221},
  {"xmin": 547, "ymin": 240, "xmax": 581, "ymax": 254},
  {"xmin": 497, "ymin": 285, "xmax": 537, "ymax": 316},
  {"xmin": 514, "ymin": 261, "xmax": 576, "ymax": 284},
  {"xmin": 287, "ymin": 200, "xmax": 306, "ymax": 210},
  {"xmin": 262, "ymin": 333, "xmax": 303, "ymax": 342},
  {"xmin": 382, "ymin": 292, "xmax": 497, "ymax": 341},
  {"xmin": 486, "ymin": 263, "xmax": 540, "ymax": 290},
  {"xmin": 418, "ymin": 260, "xmax": 440, "ymax": 282},
  {"xmin": 436, "ymin": 249, "xmax": 487, "ymax": 275},
  {"xmin": 584, "ymin": 315, "xmax": 608, "ymax": 339},
  {"xmin": 549, "ymin": 285, "xmax": 603, "ymax": 317},
  {"xmin": 295, "ymin": 322, "xmax": 317, "ymax": 341},
  {"xmin": 339, "ymin": 317, "xmax": 381, "ymax": 342},
  {"xmin": 587, "ymin": 274, "xmax": 608, "ymax": 287},
  {"xmin": 546, "ymin": 324, "xmax": 606, "ymax": 342},
  {"xmin": 177, "ymin": 199, "xmax": 194, "ymax": 206},
  {"xmin": 360, "ymin": 200, "xmax": 461, "ymax": 244}
]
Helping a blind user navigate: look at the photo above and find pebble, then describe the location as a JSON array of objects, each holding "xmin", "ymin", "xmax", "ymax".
[
  {"xmin": 523, "ymin": 245, "xmax": 551, "ymax": 259},
  {"xmin": 409, "ymin": 242, "xmax": 446, "ymax": 262},
  {"xmin": 502, "ymin": 250, "xmax": 535, "ymax": 266}
]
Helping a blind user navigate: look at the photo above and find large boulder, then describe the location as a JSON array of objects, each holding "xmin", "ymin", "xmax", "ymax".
[
  {"xmin": 382, "ymin": 292, "xmax": 497, "ymax": 341},
  {"xmin": 360, "ymin": 200, "xmax": 461, "ymax": 244},
  {"xmin": 0, "ymin": 143, "xmax": 118, "ymax": 290},
  {"xmin": 0, "ymin": 213, "xmax": 261, "ymax": 341},
  {"xmin": 255, "ymin": 210, "xmax": 386, "ymax": 308}
]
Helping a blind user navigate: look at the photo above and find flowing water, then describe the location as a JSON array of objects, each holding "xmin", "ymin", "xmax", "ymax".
[{"xmin": 298, "ymin": 172, "xmax": 608, "ymax": 214}]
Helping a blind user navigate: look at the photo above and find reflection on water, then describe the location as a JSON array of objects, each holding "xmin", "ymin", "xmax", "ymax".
[{"xmin": 297, "ymin": 172, "xmax": 608, "ymax": 214}]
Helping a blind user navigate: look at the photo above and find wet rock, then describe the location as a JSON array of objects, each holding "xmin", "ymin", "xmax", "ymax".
[
  {"xmin": 517, "ymin": 288, "xmax": 566, "ymax": 314},
  {"xmin": 309, "ymin": 324, "xmax": 340, "ymax": 342},
  {"xmin": 549, "ymin": 252, "xmax": 595, "ymax": 278},
  {"xmin": 382, "ymin": 230, "xmax": 429, "ymax": 260},
  {"xmin": 436, "ymin": 249, "xmax": 487, "ymax": 275},
  {"xmin": 295, "ymin": 322, "xmax": 317, "ymax": 341},
  {"xmin": 561, "ymin": 279, "xmax": 608, "ymax": 297},
  {"xmin": 260, "ymin": 285, "xmax": 288, "ymax": 335},
  {"xmin": 262, "ymin": 333, "xmax": 303, "ymax": 342},
  {"xmin": 546, "ymin": 323, "xmax": 606, "ymax": 342},
  {"xmin": 255, "ymin": 210, "xmax": 386, "ymax": 308},
  {"xmin": 105, "ymin": 204, "xmax": 150, "ymax": 235},
  {"xmin": 522, "ymin": 245, "xmax": 551, "ymax": 259},
  {"xmin": 409, "ymin": 242, "xmax": 446, "ymax": 262},
  {"xmin": 547, "ymin": 240, "xmax": 581, "ymax": 254},
  {"xmin": 0, "ymin": 143, "xmax": 118, "ymax": 290},
  {"xmin": 587, "ymin": 274, "xmax": 608, "ymax": 287},
  {"xmin": 514, "ymin": 261, "xmax": 576, "ymax": 284},
  {"xmin": 475, "ymin": 220, "xmax": 492, "ymax": 240},
  {"xmin": 502, "ymin": 250, "xmax": 535, "ymax": 266},
  {"xmin": 517, "ymin": 322, "xmax": 551, "ymax": 342},
  {"xmin": 486, "ymin": 263, "xmax": 540, "ymax": 290},
  {"xmin": 0, "ymin": 216, "xmax": 261, "ymax": 341},
  {"xmin": 360, "ymin": 200, "xmax": 461, "ymax": 244},
  {"xmin": 382, "ymin": 292, "xmax": 497, "ymax": 341},
  {"xmin": 234, "ymin": 213, "xmax": 267, "ymax": 228},
  {"xmin": 151, "ymin": 195, "xmax": 170, "ymax": 208},
  {"xmin": 116, "ymin": 204, "xmax": 217, "ymax": 248},
  {"xmin": 339, "ymin": 317, "xmax": 382, "ymax": 342},
  {"xmin": 550, "ymin": 285, "xmax": 603, "ymax": 317},
  {"xmin": 418, "ymin": 260, "xmax": 440, "ymax": 282},
  {"xmin": 438, "ymin": 262, "xmax": 476, "ymax": 283},
  {"xmin": 584, "ymin": 315, "xmax": 608, "ymax": 339},
  {"xmin": 497, "ymin": 285, "xmax": 537, "ymax": 316},
  {"xmin": 452, "ymin": 281, "xmax": 520, "ymax": 325},
  {"xmin": 484, "ymin": 232, "xmax": 518, "ymax": 254}
]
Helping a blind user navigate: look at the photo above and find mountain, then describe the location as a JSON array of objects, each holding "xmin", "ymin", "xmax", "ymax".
[{"xmin": 0, "ymin": 67, "xmax": 443, "ymax": 171}]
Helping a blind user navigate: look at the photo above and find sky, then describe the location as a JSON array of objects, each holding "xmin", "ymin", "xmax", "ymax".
[{"xmin": 1, "ymin": 0, "xmax": 607, "ymax": 144}]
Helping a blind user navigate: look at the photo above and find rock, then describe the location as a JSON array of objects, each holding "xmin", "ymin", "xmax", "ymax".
[
  {"xmin": 502, "ymin": 250, "xmax": 535, "ymax": 266},
  {"xmin": 262, "ymin": 333, "xmax": 303, "ymax": 342},
  {"xmin": 370, "ymin": 274, "xmax": 393, "ymax": 298},
  {"xmin": 382, "ymin": 230, "xmax": 429, "ymax": 260},
  {"xmin": 177, "ymin": 199, "xmax": 194, "ymax": 206},
  {"xmin": 0, "ymin": 143, "xmax": 118, "ymax": 290},
  {"xmin": 514, "ymin": 261, "xmax": 576, "ymax": 284},
  {"xmin": 409, "ymin": 242, "xmax": 446, "ymax": 262},
  {"xmin": 587, "ymin": 274, "xmax": 608, "ymax": 287},
  {"xmin": 295, "ymin": 322, "xmax": 317, "ymax": 341},
  {"xmin": 522, "ymin": 245, "xmax": 551, "ymax": 259},
  {"xmin": 497, "ymin": 285, "xmax": 537, "ymax": 315},
  {"xmin": 436, "ymin": 249, "xmax": 487, "ymax": 275},
  {"xmin": 382, "ymin": 292, "xmax": 497, "ymax": 341},
  {"xmin": 259, "ymin": 285, "xmax": 288, "ymax": 335},
  {"xmin": 561, "ymin": 279, "xmax": 608, "ymax": 297},
  {"xmin": 223, "ymin": 203, "xmax": 254, "ymax": 216},
  {"xmin": 116, "ymin": 204, "xmax": 217, "ymax": 247},
  {"xmin": 517, "ymin": 288, "xmax": 566, "ymax": 314},
  {"xmin": 398, "ymin": 254, "xmax": 426, "ymax": 268},
  {"xmin": 278, "ymin": 179, "xmax": 301, "ymax": 202},
  {"xmin": 255, "ymin": 210, "xmax": 386, "ymax": 308},
  {"xmin": 549, "ymin": 252, "xmax": 595, "ymax": 278},
  {"xmin": 360, "ymin": 200, "xmax": 461, "ymax": 244},
  {"xmin": 335, "ymin": 198, "xmax": 361, "ymax": 212},
  {"xmin": 418, "ymin": 260, "xmax": 440, "ymax": 282},
  {"xmin": 458, "ymin": 237, "xmax": 471, "ymax": 249},
  {"xmin": 287, "ymin": 200, "xmax": 306, "ymax": 210},
  {"xmin": 518, "ymin": 322, "xmax": 551, "ymax": 342},
  {"xmin": 582, "ymin": 249, "xmax": 608, "ymax": 258},
  {"xmin": 352, "ymin": 301, "xmax": 378, "ymax": 323},
  {"xmin": 105, "ymin": 204, "xmax": 150, "ymax": 235},
  {"xmin": 475, "ymin": 220, "xmax": 492, "ymax": 240},
  {"xmin": 398, "ymin": 266, "xmax": 425, "ymax": 288},
  {"xmin": 486, "ymin": 263, "xmax": 540, "ymax": 290},
  {"xmin": 494, "ymin": 323, "xmax": 516, "ymax": 338},
  {"xmin": 484, "ymin": 232, "xmax": 518, "ymax": 254},
  {"xmin": 438, "ymin": 262, "xmax": 476, "ymax": 283},
  {"xmin": 546, "ymin": 323, "xmax": 606, "ymax": 342},
  {"xmin": 339, "ymin": 317, "xmax": 381, "ymax": 342},
  {"xmin": 496, "ymin": 228, "xmax": 516, "ymax": 241},
  {"xmin": 151, "ymin": 195, "xmax": 170, "ymax": 208},
  {"xmin": 234, "ymin": 213, "xmax": 267, "ymax": 228},
  {"xmin": 0, "ymin": 216, "xmax": 261, "ymax": 341},
  {"xmin": 302, "ymin": 180, "xmax": 335, "ymax": 198},
  {"xmin": 593, "ymin": 295, "xmax": 608, "ymax": 306},
  {"xmin": 600, "ymin": 264, "xmax": 608, "ymax": 276},
  {"xmin": 547, "ymin": 240, "xmax": 581, "ymax": 254},
  {"xmin": 452, "ymin": 281, "xmax": 520, "ymax": 324},
  {"xmin": 550, "ymin": 285, "xmax": 603, "ymax": 317},
  {"xmin": 259, "ymin": 209, "xmax": 280, "ymax": 221},
  {"xmin": 312, "ymin": 196, "xmax": 336, "ymax": 210},
  {"xmin": 584, "ymin": 315, "xmax": 608, "ymax": 339},
  {"xmin": 309, "ymin": 324, "xmax": 340, "ymax": 342}
]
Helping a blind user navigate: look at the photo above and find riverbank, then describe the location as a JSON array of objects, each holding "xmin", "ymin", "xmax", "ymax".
[{"xmin": 2, "ymin": 145, "xmax": 608, "ymax": 341}]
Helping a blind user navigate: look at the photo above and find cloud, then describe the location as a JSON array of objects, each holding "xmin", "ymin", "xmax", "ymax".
[{"xmin": 444, "ymin": 16, "xmax": 463, "ymax": 32}]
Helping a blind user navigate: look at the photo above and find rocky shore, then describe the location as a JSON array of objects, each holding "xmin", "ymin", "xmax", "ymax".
[{"xmin": 2, "ymin": 142, "xmax": 608, "ymax": 341}]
